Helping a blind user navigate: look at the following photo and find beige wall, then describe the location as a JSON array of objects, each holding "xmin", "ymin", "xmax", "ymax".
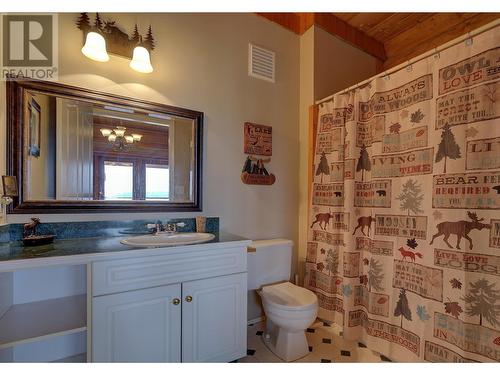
[
  {"xmin": 1, "ymin": 13, "xmax": 301, "ymax": 253},
  {"xmin": 314, "ymin": 27, "xmax": 378, "ymax": 101}
]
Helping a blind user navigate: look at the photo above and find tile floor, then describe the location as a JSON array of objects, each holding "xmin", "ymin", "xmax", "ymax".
[{"xmin": 237, "ymin": 319, "xmax": 393, "ymax": 363}]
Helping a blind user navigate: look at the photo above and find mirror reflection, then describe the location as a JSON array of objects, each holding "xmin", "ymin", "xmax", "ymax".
[{"xmin": 23, "ymin": 91, "xmax": 195, "ymax": 203}]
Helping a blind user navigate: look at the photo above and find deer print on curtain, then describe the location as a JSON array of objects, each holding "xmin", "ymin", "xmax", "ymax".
[{"xmin": 305, "ymin": 23, "xmax": 500, "ymax": 362}]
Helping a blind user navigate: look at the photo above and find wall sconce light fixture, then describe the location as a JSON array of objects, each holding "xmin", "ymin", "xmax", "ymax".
[
  {"xmin": 77, "ymin": 13, "xmax": 155, "ymax": 73},
  {"xmin": 81, "ymin": 30, "xmax": 110, "ymax": 62},
  {"xmin": 130, "ymin": 39, "xmax": 153, "ymax": 73}
]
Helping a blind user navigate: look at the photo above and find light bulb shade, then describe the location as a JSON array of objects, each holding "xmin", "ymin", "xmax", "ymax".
[
  {"xmin": 100, "ymin": 128, "xmax": 112, "ymax": 137},
  {"xmin": 81, "ymin": 32, "xmax": 109, "ymax": 62},
  {"xmin": 131, "ymin": 133, "xmax": 143, "ymax": 141},
  {"xmin": 108, "ymin": 134, "xmax": 117, "ymax": 142},
  {"xmin": 125, "ymin": 135, "xmax": 134, "ymax": 143},
  {"xmin": 130, "ymin": 46, "xmax": 153, "ymax": 73},
  {"xmin": 114, "ymin": 126, "xmax": 126, "ymax": 137}
]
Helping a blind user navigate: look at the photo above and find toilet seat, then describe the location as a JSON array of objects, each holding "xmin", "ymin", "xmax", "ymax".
[{"xmin": 260, "ymin": 282, "xmax": 317, "ymax": 311}]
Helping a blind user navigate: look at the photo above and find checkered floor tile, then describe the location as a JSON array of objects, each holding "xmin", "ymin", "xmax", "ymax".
[{"xmin": 237, "ymin": 319, "xmax": 393, "ymax": 363}]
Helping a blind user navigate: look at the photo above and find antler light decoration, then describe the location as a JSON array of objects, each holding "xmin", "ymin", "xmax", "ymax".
[{"xmin": 77, "ymin": 12, "xmax": 155, "ymax": 73}]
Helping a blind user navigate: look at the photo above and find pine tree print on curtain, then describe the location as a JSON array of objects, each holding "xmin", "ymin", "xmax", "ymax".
[
  {"xmin": 316, "ymin": 152, "xmax": 330, "ymax": 183},
  {"xmin": 396, "ymin": 179, "xmax": 424, "ymax": 215},
  {"xmin": 463, "ymin": 278, "xmax": 500, "ymax": 327},
  {"xmin": 356, "ymin": 145, "xmax": 371, "ymax": 181},
  {"xmin": 394, "ymin": 289, "xmax": 412, "ymax": 329},
  {"xmin": 435, "ymin": 124, "xmax": 461, "ymax": 173}
]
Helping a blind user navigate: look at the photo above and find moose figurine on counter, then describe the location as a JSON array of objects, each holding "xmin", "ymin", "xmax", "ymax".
[{"xmin": 22, "ymin": 218, "xmax": 55, "ymax": 246}]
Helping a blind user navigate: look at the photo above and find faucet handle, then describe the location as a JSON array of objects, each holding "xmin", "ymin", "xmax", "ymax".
[
  {"xmin": 146, "ymin": 223, "xmax": 162, "ymax": 234},
  {"xmin": 164, "ymin": 222, "xmax": 186, "ymax": 233}
]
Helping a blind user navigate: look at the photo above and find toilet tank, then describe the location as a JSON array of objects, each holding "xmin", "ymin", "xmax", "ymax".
[{"xmin": 247, "ymin": 239, "xmax": 293, "ymax": 290}]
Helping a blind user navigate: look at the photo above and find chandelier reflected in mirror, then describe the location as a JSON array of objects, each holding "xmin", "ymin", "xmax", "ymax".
[{"xmin": 100, "ymin": 126, "xmax": 142, "ymax": 151}]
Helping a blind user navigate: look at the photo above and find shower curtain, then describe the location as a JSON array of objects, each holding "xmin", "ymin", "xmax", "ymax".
[{"xmin": 305, "ymin": 24, "xmax": 500, "ymax": 362}]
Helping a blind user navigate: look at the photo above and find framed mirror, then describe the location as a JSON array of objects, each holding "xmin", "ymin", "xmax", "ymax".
[{"xmin": 6, "ymin": 77, "xmax": 203, "ymax": 213}]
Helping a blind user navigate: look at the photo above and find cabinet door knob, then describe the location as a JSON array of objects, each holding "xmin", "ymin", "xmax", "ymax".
[
  {"xmin": 172, "ymin": 298, "xmax": 181, "ymax": 305},
  {"xmin": 185, "ymin": 295, "xmax": 193, "ymax": 302}
]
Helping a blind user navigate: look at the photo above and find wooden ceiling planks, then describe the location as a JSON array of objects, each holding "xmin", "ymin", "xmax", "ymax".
[
  {"xmin": 384, "ymin": 13, "xmax": 479, "ymax": 55},
  {"xmin": 362, "ymin": 13, "xmax": 433, "ymax": 42},
  {"xmin": 383, "ymin": 13, "xmax": 500, "ymax": 69},
  {"xmin": 257, "ymin": 12, "xmax": 500, "ymax": 70},
  {"xmin": 334, "ymin": 13, "xmax": 394, "ymax": 34}
]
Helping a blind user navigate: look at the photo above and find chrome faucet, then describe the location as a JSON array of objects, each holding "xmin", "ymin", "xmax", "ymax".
[{"xmin": 147, "ymin": 221, "xmax": 186, "ymax": 235}]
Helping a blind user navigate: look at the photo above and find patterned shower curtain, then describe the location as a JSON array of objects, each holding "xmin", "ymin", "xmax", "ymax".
[{"xmin": 305, "ymin": 24, "xmax": 500, "ymax": 362}]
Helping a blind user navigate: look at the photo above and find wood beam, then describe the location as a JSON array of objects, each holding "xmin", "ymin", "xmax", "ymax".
[
  {"xmin": 334, "ymin": 13, "xmax": 393, "ymax": 34},
  {"xmin": 313, "ymin": 13, "xmax": 387, "ymax": 61},
  {"xmin": 297, "ymin": 12, "xmax": 315, "ymax": 34},
  {"xmin": 257, "ymin": 13, "xmax": 387, "ymax": 62},
  {"xmin": 256, "ymin": 13, "xmax": 304, "ymax": 34}
]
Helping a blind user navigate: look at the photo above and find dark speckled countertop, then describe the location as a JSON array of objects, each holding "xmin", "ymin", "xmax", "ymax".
[{"xmin": 0, "ymin": 232, "xmax": 249, "ymax": 263}]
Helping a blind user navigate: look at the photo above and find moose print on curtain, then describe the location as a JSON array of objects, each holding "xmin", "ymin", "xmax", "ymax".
[{"xmin": 305, "ymin": 24, "xmax": 500, "ymax": 362}]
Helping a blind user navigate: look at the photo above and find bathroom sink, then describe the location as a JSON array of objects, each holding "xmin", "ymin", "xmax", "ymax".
[{"xmin": 120, "ymin": 232, "xmax": 215, "ymax": 248}]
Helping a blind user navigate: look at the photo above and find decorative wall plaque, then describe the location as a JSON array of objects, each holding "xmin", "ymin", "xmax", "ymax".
[
  {"xmin": 243, "ymin": 122, "xmax": 272, "ymax": 156},
  {"xmin": 241, "ymin": 122, "xmax": 275, "ymax": 185}
]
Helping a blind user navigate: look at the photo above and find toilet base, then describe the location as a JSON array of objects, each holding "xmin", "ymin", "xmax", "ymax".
[{"xmin": 262, "ymin": 319, "xmax": 310, "ymax": 362}]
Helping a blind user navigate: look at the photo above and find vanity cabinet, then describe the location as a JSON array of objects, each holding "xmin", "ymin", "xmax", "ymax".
[
  {"xmin": 90, "ymin": 244, "xmax": 248, "ymax": 363},
  {"xmin": 0, "ymin": 236, "xmax": 250, "ymax": 363},
  {"xmin": 181, "ymin": 273, "xmax": 247, "ymax": 362},
  {"xmin": 92, "ymin": 284, "xmax": 182, "ymax": 363}
]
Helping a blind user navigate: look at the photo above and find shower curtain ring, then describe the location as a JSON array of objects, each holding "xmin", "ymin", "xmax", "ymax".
[
  {"xmin": 465, "ymin": 32, "xmax": 473, "ymax": 46},
  {"xmin": 433, "ymin": 48, "xmax": 440, "ymax": 59}
]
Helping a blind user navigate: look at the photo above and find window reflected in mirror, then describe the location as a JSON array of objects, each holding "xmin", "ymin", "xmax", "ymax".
[
  {"xmin": 104, "ymin": 162, "xmax": 133, "ymax": 200},
  {"xmin": 146, "ymin": 164, "xmax": 169, "ymax": 200}
]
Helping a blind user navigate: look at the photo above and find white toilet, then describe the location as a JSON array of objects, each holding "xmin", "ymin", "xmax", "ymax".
[{"xmin": 248, "ymin": 239, "xmax": 318, "ymax": 362}]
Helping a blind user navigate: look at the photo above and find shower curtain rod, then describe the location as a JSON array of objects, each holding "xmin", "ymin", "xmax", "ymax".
[{"xmin": 315, "ymin": 18, "xmax": 500, "ymax": 105}]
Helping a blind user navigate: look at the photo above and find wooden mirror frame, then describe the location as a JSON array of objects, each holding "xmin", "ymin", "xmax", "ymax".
[{"xmin": 6, "ymin": 77, "xmax": 203, "ymax": 213}]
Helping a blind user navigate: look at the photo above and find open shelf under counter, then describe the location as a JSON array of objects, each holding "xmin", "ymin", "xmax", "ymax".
[{"xmin": 0, "ymin": 294, "xmax": 87, "ymax": 350}]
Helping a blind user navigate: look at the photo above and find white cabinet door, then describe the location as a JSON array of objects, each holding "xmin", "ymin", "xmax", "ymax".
[
  {"xmin": 92, "ymin": 284, "xmax": 181, "ymax": 362},
  {"xmin": 182, "ymin": 273, "xmax": 247, "ymax": 363}
]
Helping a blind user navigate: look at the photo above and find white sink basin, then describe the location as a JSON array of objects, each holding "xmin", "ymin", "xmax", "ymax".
[{"xmin": 120, "ymin": 232, "xmax": 215, "ymax": 248}]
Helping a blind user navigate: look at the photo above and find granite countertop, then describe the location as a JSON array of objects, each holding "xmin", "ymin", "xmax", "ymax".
[{"xmin": 0, "ymin": 232, "xmax": 250, "ymax": 264}]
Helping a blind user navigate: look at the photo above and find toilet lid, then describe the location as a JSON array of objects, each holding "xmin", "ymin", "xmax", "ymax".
[{"xmin": 261, "ymin": 282, "xmax": 317, "ymax": 309}]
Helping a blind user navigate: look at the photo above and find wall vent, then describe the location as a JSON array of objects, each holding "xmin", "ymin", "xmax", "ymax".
[{"xmin": 248, "ymin": 43, "xmax": 275, "ymax": 83}]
